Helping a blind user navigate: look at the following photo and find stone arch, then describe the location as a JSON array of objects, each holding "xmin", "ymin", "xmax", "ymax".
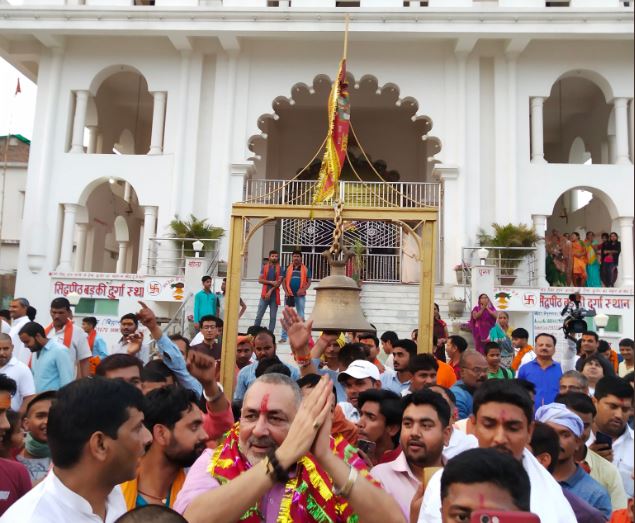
[
  {"xmin": 77, "ymin": 179, "xmax": 143, "ymax": 273},
  {"xmin": 547, "ymin": 185, "xmax": 619, "ymax": 240},
  {"xmin": 247, "ymin": 71, "xmax": 441, "ymax": 183},
  {"xmin": 543, "ymin": 75, "xmax": 611, "ymax": 164},
  {"xmin": 554, "ymin": 69, "xmax": 614, "ymax": 103},
  {"xmin": 92, "ymin": 68, "xmax": 153, "ymax": 155},
  {"xmin": 568, "ymin": 136, "xmax": 591, "ymax": 164}
]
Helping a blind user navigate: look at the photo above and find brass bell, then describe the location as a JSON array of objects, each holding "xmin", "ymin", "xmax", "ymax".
[{"xmin": 310, "ymin": 248, "xmax": 374, "ymax": 332}]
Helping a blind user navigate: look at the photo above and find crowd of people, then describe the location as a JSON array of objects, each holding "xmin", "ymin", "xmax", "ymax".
[
  {"xmin": 0, "ymin": 282, "xmax": 633, "ymax": 522},
  {"xmin": 546, "ymin": 229, "xmax": 622, "ymax": 288}
]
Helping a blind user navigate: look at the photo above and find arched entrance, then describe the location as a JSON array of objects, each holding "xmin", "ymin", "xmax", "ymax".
[
  {"xmin": 76, "ymin": 179, "xmax": 144, "ymax": 273},
  {"xmin": 546, "ymin": 186, "xmax": 618, "ymax": 287},
  {"xmin": 244, "ymin": 72, "xmax": 442, "ymax": 283}
]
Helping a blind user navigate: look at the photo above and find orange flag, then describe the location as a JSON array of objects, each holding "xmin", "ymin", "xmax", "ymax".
[{"xmin": 313, "ymin": 59, "xmax": 350, "ymax": 203}]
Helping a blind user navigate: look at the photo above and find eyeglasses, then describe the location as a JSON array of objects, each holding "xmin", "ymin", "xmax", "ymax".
[{"xmin": 464, "ymin": 367, "xmax": 488, "ymax": 375}]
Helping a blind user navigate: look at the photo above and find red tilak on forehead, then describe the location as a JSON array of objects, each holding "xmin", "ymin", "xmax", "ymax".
[{"xmin": 260, "ymin": 393, "xmax": 270, "ymax": 414}]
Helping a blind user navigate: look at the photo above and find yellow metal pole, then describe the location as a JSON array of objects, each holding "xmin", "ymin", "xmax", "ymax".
[
  {"xmin": 417, "ymin": 220, "xmax": 436, "ymax": 354},
  {"xmin": 220, "ymin": 214, "xmax": 245, "ymax": 400}
]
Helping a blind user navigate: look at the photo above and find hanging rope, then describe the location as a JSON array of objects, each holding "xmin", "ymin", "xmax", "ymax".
[
  {"xmin": 242, "ymin": 136, "xmax": 327, "ymax": 204},
  {"xmin": 348, "ymin": 122, "xmax": 436, "ymax": 208}
]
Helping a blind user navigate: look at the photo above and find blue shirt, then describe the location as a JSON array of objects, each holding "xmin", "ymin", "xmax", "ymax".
[
  {"xmin": 155, "ymin": 334, "xmax": 203, "ymax": 397},
  {"xmin": 233, "ymin": 361, "xmax": 300, "ymax": 401},
  {"xmin": 31, "ymin": 339, "xmax": 74, "ymax": 392},
  {"xmin": 560, "ymin": 465, "xmax": 612, "ymax": 518},
  {"xmin": 194, "ymin": 290, "xmax": 218, "ymax": 323},
  {"xmin": 312, "ymin": 359, "xmax": 346, "ymax": 403},
  {"xmin": 380, "ymin": 369, "xmax": 411, "ymax": 396},
  {"xmin": 517, "ymin": 359, "xmax": 563, "ymax": 409},
  {"xmin": 286, "ymin": 265, "xmax": 312, "ymax": 295},
  {"xmin": 92, "ymin": 335, "xmax": 109, "ymax": 359},
  {"xmin": 450, "ymin": 381, "xmax": 474, "ymax": 420}
]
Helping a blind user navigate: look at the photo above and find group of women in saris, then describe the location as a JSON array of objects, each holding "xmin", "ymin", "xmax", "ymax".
[
  {"xmin": 545, "ymin": 229, "xmax": 621, "ymax": 288},
  {"xmin": 468, "ymin": 294, "xmax": 515, "ymax": 368}
]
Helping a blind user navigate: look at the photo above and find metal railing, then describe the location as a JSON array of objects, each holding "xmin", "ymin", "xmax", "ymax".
[
  {"xmin": 243, "ymin": 179, "xmax": 440, "ymax": 208},
  {"xmin": 145, "ymin": 237, "xmax": 220, "ymax": 276},
  {"xmin": 460, "ymin": 246, "xmax": 538, "ymax": 307},
  {"xmin": 280, "ymin": 251, "xmax": 400, "ymax": 282}
]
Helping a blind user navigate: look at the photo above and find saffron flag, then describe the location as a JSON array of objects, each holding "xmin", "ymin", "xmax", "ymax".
[{"xmin": 313, "ymin": 59, "xmax": 350, "ymax": 203}]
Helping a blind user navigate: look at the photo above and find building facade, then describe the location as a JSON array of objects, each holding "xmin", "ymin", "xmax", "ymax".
[{"xmin": 0, "ymin": 0, "xmax": 633, "ymax": 345}]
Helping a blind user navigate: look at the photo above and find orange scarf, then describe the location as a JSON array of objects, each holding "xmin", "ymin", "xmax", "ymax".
[
  {"xmin": 44, "ymin": 320, "xmax": 73, "ymax": 348},
  {"xmin": 260, "ymin": 263, "xmax": 281, "ymax": 305},
  {"xmin": 120, "ymin": 469, "xmax": 186, "ymax": 510},
  {"xmin": 284, "ymin": 264, "xmax": 308, "ymax": 296},
  {"xmin": 511, "ymin": 345, "xmax": 533, "ymax": 372}
]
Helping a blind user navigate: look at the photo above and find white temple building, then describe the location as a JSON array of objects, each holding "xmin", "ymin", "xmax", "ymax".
[{"xmin": 0, "ymin": 0, "xmax": 633, "ymax": 349}]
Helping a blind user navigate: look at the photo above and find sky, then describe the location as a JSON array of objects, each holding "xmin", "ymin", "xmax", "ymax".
[{"xmin": 0, "ymin": 57, "xmax": 37, "ymax": 141}]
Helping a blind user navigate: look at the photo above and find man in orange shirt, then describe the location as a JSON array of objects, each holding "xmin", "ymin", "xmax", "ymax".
[
  {"xmin": 405, "ymin": 354, "xmax": 456, "ymax": 394},
  {"xmin": 511, "ymin": 328, "xmax": 533, "ymax": 372}
]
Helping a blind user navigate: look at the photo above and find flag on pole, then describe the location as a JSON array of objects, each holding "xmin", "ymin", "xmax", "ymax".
[
  {"xmin": 313, "ymin": 59, "xmax": 350, "ymax": 203},
  {"xmin": 15, "ymin": 78, "xmax": 21, "ymax": 96}
]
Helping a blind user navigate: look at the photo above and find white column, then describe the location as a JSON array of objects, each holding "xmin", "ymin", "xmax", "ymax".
[
  {"xmin": 148, "ymin": 91, "xmax": 167, "ymax": 155},
  {"xmin": 617, "ymin": 217, "xmax": 634, "ymax": 288},
  {"xmin": 436, "ymin": 166, "xmax": 462, "ymax": 286},
  {"xmin": 629, "ymin": 99, "xmax": 634, "ymax": 163},
  {"xmin": 26, "ymin": 47, "xmax": 64, "ymax": 273},
  {"xmin": 96, "ymin": 133, "xmax": 103, "ymax": 154},
  {"xmin": 608, "ymin": 134, "xmax": 617, "ymax": 165},
  {"xmin": 139, "ymin": 206, "xmax": 158, "ymax": 274},
  {"xmin": 70, "ymin": 90, "xmax": 89, "ymax": 153},
  {"xmin": 614, "ymin": 98, "xmax": 632, "ymax": 165},
  {"xmin": 506, "ymin": 53, "xmax": 518, "ymax": 222},
  {"xmin": 532, "ymin": 214, "xmax": 549, "ymax": 287},
  {"xmin": 171, "ymin": 52, "xmax": 192, "ymax": 216},
  {"xmin": 530, "ymin": 97, "xmax": 546, "ymax": 163},
  {"xmin": 57, "ymin": 204, "xmax": 78, "ymax": 271},
  {"xmin": 116, "ymin": 241, "xmax": 129, "ymax": 273},
  {"xmin": 73, "ymin": 223, "xmax": 88, "ymax": 272},
  {"xmin": 86, "ymin": 126, "xmax": 98, "ymax": 154}
]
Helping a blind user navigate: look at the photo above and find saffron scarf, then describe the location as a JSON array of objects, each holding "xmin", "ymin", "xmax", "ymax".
[
  {"xmin": 120, "ymin": 469, "xmax": 186, "ymax": 511},
  {"xmin": 208, "ymin": 423, "xmax": 376, "ymax": 522},
  {"xmin": 44, "ymin": 319, "xmax": 73, "ymax": 348},
  {"xmin": 260, "ymin": 263, "xmax": 281, "ymax": 305}
]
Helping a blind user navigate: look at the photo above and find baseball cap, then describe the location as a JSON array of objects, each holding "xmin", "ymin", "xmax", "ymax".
[{"xmin": 338, "ymin": 359, "xmax": 380, "ymax": 382}]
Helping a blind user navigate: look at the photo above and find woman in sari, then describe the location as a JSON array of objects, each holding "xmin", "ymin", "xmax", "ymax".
[
  {"xmin": 488, "ymin": 311, "xmax": 514, "ymax": 370},
  {"xmin": 546, "ymin": 229, "xmax": 567, "ymax": 286},
  {"xmin": 600, "ymin": 232, "xmax": 621, "ymax": 287},
  {"xmin": 570, "ymin": 231, "xmax": 587, "ymax": 287},
  {"xmin": 433, "ymin": 303, "xmax": 449, "ymax": 362},
  {"xmin": 583, "ymin": 231, "xmax": 601, "ymax": 287},
  {"xmin": 469, "ymin": 293, "xmax": 497, "ymax": 354}
]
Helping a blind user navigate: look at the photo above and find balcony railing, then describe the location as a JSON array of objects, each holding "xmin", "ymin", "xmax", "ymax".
[
  {"xmin": 71, "ymin": 0, "xmax": 632, "ymax": 8},
  {"xmin": 243, "ymin": 179, "xmax": 440, "ymax": 208},
  {"xmin": 145, "ymin": 237, "xmax": 220, "ymax": 276}
]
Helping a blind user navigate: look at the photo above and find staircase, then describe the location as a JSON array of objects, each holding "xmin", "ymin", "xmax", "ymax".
[{"xmin": 237, "ymin": 280, "xmax": 473, "ymax": 343}]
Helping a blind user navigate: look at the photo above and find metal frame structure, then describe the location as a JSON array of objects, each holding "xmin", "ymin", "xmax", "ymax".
[{"xmin": 220, "ymin": 202, "xmax": 437, "ymax": 398}]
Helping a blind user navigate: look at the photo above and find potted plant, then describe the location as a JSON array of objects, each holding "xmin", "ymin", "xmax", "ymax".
[
  {"xmin": 477, "ymin": 223, "xmax": 541, "ymax": 286},
  {"xmin": 169, "ymin": 214, "xmax": 225, "ymax": 258},
  {"xmin": 447, "ymin": 297, "xmax": 466, "ymax": 318},
  {"xmin": 453, "ymin": 262, "xmax": 471, "ymax": 285}
]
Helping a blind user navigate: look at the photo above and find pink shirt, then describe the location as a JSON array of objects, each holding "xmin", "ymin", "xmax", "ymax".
[
  {"xmin": 173, "ymin": 449, "xmax": 286, "ymax": 521},
  {"xmin": 370, "ymin": 451, "xmax": 420, "ymax": 519}
]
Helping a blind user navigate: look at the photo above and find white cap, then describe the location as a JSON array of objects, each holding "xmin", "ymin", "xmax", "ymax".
[{"xmin": 338, "ymin": 359, "xmax": 380, "ymax": 382}]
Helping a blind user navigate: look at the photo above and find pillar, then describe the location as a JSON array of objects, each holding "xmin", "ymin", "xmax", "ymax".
[
  {"xmin": 608, "ymin": 134, "xmax": 617, "ymax": 165},
  {"xmin": 148, "ymin": 91, "xmax": 167, "ymax": 155},
  {"xmin": 617, "ymin": 217, "xmax": 634, "ymax": 288},
  {"xmin": 116, "ymin": 241, "xmax": 129, "ymax": 274},
  {"xmin": 70, "ymin": 90, "xmax": 89, "ymax": 153},
  {"xmin": 530, "ymin": 97, "xmax": 546, "ymax": 163},
  {"xmin": 436, "ymin": 166, "xmax": 462, "ymax": 285},
  {"xmin": 86, "ymin": 126, "xmax": 98, "ymax": 154},
  {"xmin": 57, "ymin": 204, "xmax": 78, "ymax": 271},
  {"xmin": 614, "ymin": 98, "xmax": 632, "ymax": 165},
  {"xmin": 532, "ymin": 214, "xmax": 549, "ymax": 287},
  {"xmin": 73, "ymin": 223, "xmax": 88, "ymax": 272},
  {"xmin": 139, "ymin": 206, "xmax": 158, "ymax": 274}
]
